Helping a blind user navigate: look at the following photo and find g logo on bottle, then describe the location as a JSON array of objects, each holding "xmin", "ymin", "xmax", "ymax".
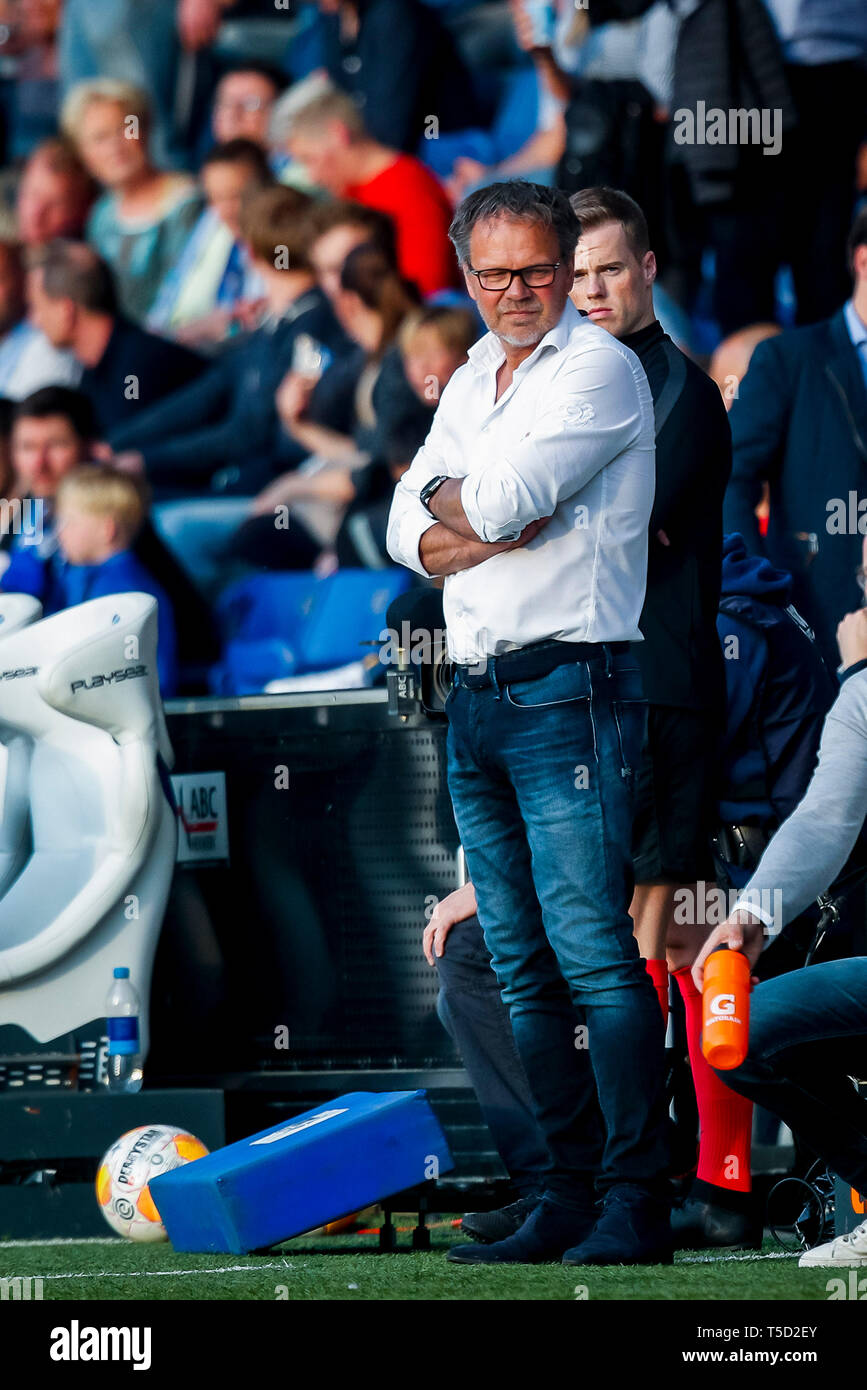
[{"xmin": 709, "ymin": 992, "xmax": 736, "ymax": 1017}]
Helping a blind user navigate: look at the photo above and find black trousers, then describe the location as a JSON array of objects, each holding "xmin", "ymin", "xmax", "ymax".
[{"xmin": 436, "ymin": 912, "xmax": 550, "ymax": 1196}]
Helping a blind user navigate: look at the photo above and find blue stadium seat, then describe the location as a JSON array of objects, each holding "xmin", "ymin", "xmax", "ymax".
[
  {"xmin": 209, "ymin": 573, "xmax": 321, "ymax": 695},
  {"xmin": 298, "ymin": 569, "xmax": 411, "ymax": 674},
  {"xmin": 209, "ymin": 569, "xmax": 411, "ymax": 695},
  {"xmin": 215, "ymin": 572, "xmax": 321, "ymax": 643}
]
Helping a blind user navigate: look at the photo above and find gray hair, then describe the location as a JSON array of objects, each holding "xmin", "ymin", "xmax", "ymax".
[
  {"xmin": 29, "ymin": 239, "xmax": 117, "ymax": 315},
  {"xmin": 448, "ymin": 181, "xmax": 580, "ymax": 267}
]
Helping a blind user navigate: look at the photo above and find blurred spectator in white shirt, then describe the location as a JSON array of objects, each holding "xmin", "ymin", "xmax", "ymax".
[
  {"xmin": 148, "ymin": 137, "xmax": 271, "ymax": 347},
  {"xmin": 0, "ymin": 238, "xmax": 80, "ymax": 398}
]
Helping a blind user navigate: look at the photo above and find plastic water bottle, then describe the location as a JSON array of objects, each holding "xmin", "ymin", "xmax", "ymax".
[
  {"xmin": 701, "ymin": 946, "xmax": 750, "ymax": 1070},
  {"xmin": 105, "ymin": 967, "xmax": 143, "ymax": 1092}
]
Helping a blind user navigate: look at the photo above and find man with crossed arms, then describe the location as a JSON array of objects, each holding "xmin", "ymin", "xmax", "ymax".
[{"xmin": 387, "ymin": 180, "xmax": 671, "ymax": 1266}]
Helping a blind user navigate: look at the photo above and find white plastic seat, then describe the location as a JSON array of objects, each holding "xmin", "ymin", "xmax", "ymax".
[
  {"xmin": 0, "ymin": 593, "xmax": 176, "ymax": 1059},
  {"xmin": 0, "ymin": 593, "xmax": 43, "ymax": 898}
]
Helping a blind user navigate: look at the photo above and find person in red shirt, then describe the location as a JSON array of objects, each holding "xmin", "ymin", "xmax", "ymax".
[{"xmin": 282, "ymin": 86, "xmax": 458, "ymax": 298}]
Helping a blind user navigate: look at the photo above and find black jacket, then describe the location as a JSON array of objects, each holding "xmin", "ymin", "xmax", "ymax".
[
  {"xmin": 319, "ymin": 0, "xmax": 481, "ymax": 152},
  {"xmin": 587, "ymin": 0, "xmax": 795, "ymax": 205},
  {"xmin": 623, "ymin": 320, "xmax": 732, "ymax": 710},
  {"xmin": 724, "ymin": 308, "xmax": 867, "ymax": 673},
  {"xmin": 80, "ymin": 316, "xmax": 206, "ymax": 436},
  {"xmin": 108, "ymin": 287, "xmax": 351, "ymax": 495},
  {"xmin": 674, "ymin": 0, "xmax": 794, "ymax": 205}
]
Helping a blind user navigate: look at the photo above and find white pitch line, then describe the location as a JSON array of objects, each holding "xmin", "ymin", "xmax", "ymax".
[
  {"xmin": 0, "ymin": 1237, "xmax": 120, "ymax": 1249},
  {"xmin": 29, "ymin": 1260, "xmax": 298, "ymax": 1282},
  {"xmin": 679, "ymin": 1250, "xmax": 802, "ymax": 1264}
]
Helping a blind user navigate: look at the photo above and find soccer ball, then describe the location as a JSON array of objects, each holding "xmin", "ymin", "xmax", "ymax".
[{"xmin": 95, "ymin": 1124, "xmax": 209, "ymax": 1242}]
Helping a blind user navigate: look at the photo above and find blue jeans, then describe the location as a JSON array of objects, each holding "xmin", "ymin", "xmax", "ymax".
[
  {"xmin": 446, "ymin": 646, "xmax": 669, "ymax": 1202},
  {"xmin": 717, "ymin": 959, "xmax": 867, "ymax": 1194}
]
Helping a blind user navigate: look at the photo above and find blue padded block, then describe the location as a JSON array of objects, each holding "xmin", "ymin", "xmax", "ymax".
[{"xmin": 149, "ymin": 1090, "xmax": 454, "ymax": 1253}]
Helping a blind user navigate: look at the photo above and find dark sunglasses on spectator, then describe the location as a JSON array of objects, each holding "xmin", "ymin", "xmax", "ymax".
[{"xmin": 466, "ymin": 263, "xmax": 561, "ymax": 291}]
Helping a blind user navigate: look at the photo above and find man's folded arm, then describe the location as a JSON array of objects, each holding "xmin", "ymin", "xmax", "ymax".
[
  {"xmin": 734, "ymin": 670, "xmax": 867, "ymax": 929},
  {"xmin": 461, "ymin": 351, "xmax": 648, "ymax": 542},
  {"xmin": 387, "ymin": 410, "xmax": 458, "ymax": 576}
]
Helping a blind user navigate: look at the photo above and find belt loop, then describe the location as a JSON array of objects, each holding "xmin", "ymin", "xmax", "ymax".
[
  {"xmin": 489, "ymin": 656, "xmax": 501, "ymax": 700},
  {"xmin": 604, "ymin": 643, "xmax": 613, "ymax": 678}
]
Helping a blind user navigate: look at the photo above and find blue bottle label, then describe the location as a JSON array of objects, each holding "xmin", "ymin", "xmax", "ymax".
[{"xmin": 107, "ymin": 1016, "xmax": 139, "ymax": 1056}]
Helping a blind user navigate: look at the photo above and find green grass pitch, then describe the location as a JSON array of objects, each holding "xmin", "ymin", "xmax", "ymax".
[{"xmin": 0, "ymin": 1223, "xmax": 842, "ymax": 1301}]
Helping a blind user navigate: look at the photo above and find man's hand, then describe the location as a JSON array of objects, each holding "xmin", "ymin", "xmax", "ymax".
[
  {"xmin": 837, "ymin": 608, "xmax": 867, "ymax": 671},
  {"xmin": 231, "ymin": 297, "xmax": 268, "ymax": 332},
  {"xmin": 423, "ymin": 882, "xmax": 479, "ymax": 964},
  {"xmin": 691, "ymin": 909, "xmax": 765, "ymax": 991},
  {"xmin": 250, "ymin": 472, "xmax": 300, "ymax": 516},
  {"xmin": 109, "ymin": 450, "xmax": 146, "ymax": 476},
  {"xmin": 419, "ymin": 514, "xmax": 550, "ymax": 577},
  {"xmin": 276, "ymin": 370, "xmax": 317, "ymax": 427}
]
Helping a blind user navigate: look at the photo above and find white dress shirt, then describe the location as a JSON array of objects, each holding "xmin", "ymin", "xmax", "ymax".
[
  {"xmin": 0, "ymin": 320, "xmax": 81, "ymax": 401},
  {"xmin": 387, "ymin": 299, "xmax": 656, "ymax": 665}
]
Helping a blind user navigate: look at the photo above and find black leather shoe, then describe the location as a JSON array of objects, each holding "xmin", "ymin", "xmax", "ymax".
[
  {"xmin": 562, "ymin": 1184, "xmax": 674, "ymax": 1266},
  {"xmin": 671, "ymin": 1195, "xmax": 762, "ymax": 1251},
  {"xmin": 460, "ymin": 1195, "xmax": 541, "ymax": 1245},
  {"xmin": 448, "ymin": 1194, "xmax": 596, "ymax": 1265}
]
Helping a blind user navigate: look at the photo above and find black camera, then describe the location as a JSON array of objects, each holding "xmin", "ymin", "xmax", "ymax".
[{"xmin": 383, "ymin": 588, "xmax": 452, "ymax": 718}]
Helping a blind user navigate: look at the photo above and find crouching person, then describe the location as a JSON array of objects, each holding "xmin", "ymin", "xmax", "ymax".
[{"xmin": 693, "ymin": 608, "xmax": 867, "ymax": 1266}]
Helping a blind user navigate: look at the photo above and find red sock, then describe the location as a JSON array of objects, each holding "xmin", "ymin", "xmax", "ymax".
[
  {"xmin": 674, "ymin": 966, "xmax": 753, "ymax": 1194},
  {"xmin": 644, "ymin": 957, "xmax": 669, "ymax": 1027}
]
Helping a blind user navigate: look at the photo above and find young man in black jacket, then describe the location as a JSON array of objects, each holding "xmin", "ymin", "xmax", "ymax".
[
  {"xmin": 106, "ymin": 186, "xmax": 351, "ymax": 498},
  {"xmin": 425, "ymin": 188, "xmax": 738, "ymax": 1260}
]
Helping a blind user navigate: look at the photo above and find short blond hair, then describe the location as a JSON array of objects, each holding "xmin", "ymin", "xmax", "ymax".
[
  {"xmin": 56, "ymin": 464, "xmax": 150, "ymax": 543},
  {"xmin": 282, "ymin": 87, "xmax": 366, "ymax": 142},
  {"xmin": 399, "ymin": 305, "xmax": 479, "ymax": 359},
  {"xmin": 60, "ymin": 79, "xmax": 152, "ymax": 144}
]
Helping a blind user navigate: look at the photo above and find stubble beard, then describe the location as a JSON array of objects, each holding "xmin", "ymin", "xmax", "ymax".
[{"xmin": 492, "ymin": 301, "xmax": 549, "ymax": 349}]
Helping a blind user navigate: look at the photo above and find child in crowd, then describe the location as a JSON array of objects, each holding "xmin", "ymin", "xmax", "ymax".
[
  {"xmin": 4, "ymin": 463, "xmax": 177, "ymax": 695},
  {"xmin": 397, "ymin": 304, "xmax": 479, "ymax": 407}
]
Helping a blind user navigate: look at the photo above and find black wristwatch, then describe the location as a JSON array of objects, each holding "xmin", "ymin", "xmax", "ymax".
[{"xmin": 420, "ymin": 475, "xmax": 451, "ymax": 517}]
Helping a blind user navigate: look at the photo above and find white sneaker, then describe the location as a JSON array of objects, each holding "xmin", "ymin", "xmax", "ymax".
[{"xmin": 799, "ymin": 1217, "xmax": 867, "ymax": 1267}]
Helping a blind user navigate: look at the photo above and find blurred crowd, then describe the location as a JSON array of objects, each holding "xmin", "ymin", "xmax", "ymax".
[{"xmin": 0, "ymin": 0, "xmax": 862, "ymax": 694}]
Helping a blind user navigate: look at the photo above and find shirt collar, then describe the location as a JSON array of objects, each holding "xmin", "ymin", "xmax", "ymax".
[
  {"xmin": 844, "ymin": 299, "xmax": 867, "ymax": 351},
  {"xmin": 467, "ymin": 298, "xmax": 582, "ymax": 377}
]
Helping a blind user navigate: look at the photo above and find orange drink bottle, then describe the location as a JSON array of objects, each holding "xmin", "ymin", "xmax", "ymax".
[{"xmin": 701, "ymin": 946, "xmax": 750, "ymax": 1070}]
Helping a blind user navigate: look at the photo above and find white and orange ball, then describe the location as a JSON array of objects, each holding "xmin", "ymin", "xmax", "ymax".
[{"xmin": 95, "ymin": 1124, "xmax": 209, "ymax": 1242}]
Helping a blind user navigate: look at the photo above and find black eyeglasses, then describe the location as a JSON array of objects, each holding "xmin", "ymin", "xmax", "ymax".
[{"xmin": 466, "ymin": 263, "xmax": 561, "ymax": 291}]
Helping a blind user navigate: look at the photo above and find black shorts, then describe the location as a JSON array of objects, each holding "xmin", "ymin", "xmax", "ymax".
[{"xmin": 631, "ymin": 704, "xmax": 719, "ymax": 885}]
